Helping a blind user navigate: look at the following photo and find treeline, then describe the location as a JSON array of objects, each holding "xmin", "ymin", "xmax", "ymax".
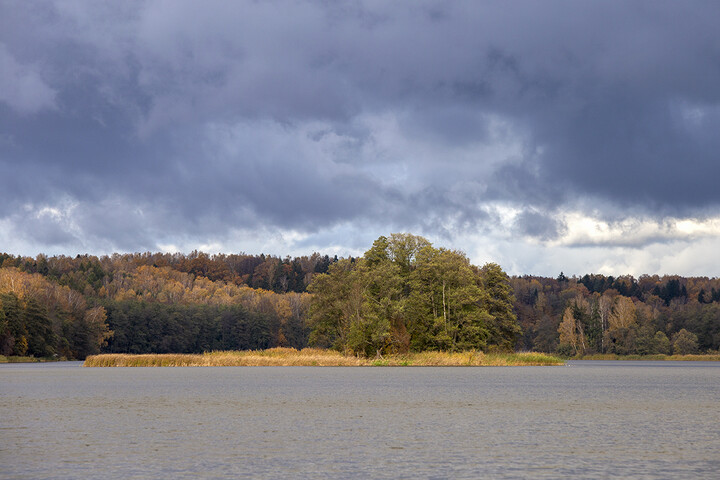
[
  {"xmin": 2, "ymin": 240, "xmax": 720, "ymax": 359},
  {"xmin": 0, "ymin": 250, "xmax": 337, "ymax": 294},
  {"xmin": 513, "ymin": 273, "xmax": 720, "ymax": 356}
]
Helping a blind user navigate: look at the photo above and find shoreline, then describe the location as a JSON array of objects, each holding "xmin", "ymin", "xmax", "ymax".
[
  {"xmin": 7, "ymin": 351, "xmax": 719, "ymax": 365},
  {"xmin": 83, "ymin": 348, "xmax": 564, "ymax": 367},
  {"xmin": 574, "ymin": 353, "xmax": 720, "ymax": 361},
  {"xmin": 0, "ymin": 355, "xmax": 67, "ymax": 364}
]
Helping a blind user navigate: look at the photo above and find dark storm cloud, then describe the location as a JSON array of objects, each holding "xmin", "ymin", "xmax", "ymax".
[
  {"xmin": 1, "ymin": 0, "xmax": 719, "ymax": 253},
  {"xmin": 513, "ymin": 209, "xmax": 566, "ymax": 242},
  {"xmin": 11, "ymin": 209, "xmax": 77, "ymax": 247}
]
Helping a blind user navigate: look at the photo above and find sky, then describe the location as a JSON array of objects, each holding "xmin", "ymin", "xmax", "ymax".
[{"xmin": 1, "ymin": 0, "xmax": 720, "ymax": 277}]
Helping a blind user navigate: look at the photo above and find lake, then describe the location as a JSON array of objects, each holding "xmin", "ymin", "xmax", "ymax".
[{"xmin": 1, "ymin": 361, "xmax": 718, "ymax": 479}]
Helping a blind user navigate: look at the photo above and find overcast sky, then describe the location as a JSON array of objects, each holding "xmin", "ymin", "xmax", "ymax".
[{"xmin": 2, "ymin": 0, "xmax": 720, "ymax": 277}]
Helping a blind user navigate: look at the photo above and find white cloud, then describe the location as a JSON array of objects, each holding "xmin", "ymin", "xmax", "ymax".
[{"xmin": 551, "ymin": 213, "xmax": 720, "ymax": 248}]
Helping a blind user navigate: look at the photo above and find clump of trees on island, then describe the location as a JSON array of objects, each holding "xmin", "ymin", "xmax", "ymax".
[
  {"xmin": 307, "ymin": 234, "xmax": 519, "ymax": 356},
  {"xmin": 1, "ymin": 235, "xmax": 720, "ymax": 360}
]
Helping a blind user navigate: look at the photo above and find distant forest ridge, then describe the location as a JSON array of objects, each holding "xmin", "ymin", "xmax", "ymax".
[
  {"xmin": 0, "ymin": 250, "xmax": 337, "ymax": 294},
  {"xmin": 1, "ymin": 245, "xmax": 719, "ymax": 359},
  {"xmin": 4, "ymin": 250, "xmax": 720, "ymax": 299}
]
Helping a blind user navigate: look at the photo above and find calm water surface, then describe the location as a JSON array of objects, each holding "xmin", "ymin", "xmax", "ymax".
[{"xmin": 1, "ymin": 361, "xmax": 718, "ymax": 479}]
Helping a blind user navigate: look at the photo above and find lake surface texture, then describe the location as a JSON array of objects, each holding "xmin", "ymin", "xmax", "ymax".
[{"xmin": 1, "ymin": 361, "xmax": 718, "ymax": 479}]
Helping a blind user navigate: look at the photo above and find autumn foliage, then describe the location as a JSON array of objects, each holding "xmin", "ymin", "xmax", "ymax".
[
  {"xmin": 513, "ymin": 273, "xmax": 720, "ymax": 356},
  {"xmin": 2, "ymin": 242, "xmax": 720, "ymax": 360},
  {"xmin": 0, "ymin": 251, "xmax": 318, "ymax": 358}
]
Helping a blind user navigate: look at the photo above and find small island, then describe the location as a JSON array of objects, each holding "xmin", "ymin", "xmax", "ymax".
[{"xmin": 83, "ymin": 348, "xmax": 564, "ymax": 367}]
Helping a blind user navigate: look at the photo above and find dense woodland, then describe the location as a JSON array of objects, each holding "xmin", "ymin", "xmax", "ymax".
[
  {"xmin": 512, "ymin": 272, "xmax": 719, "ymax": 355},
  {"xmin": 0, "ymin": 251, "xmax": 318, "ymax": 358},
  {"xmin": 1, "ymin": 236, "xmax": 719, "ymax": 359}
]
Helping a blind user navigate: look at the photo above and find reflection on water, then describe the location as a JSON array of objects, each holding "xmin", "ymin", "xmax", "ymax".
[{"xmin": 1, "ymin": 361, "xmax": 719, "ymax": 479}]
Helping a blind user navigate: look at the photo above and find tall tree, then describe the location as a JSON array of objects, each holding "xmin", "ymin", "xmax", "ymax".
[
  {"xmin": 306, "ymin": 259, "xmax": 359, "ymax": 351},
  {"xmin": 408, "ymin": 247, "xmax": 491, "ymax": 351},
  {"xmin": 604, "ymin": 296, "xmax": 638, "ymax": 354},
  {"xmin": 22, "ymin": 296, "xmax": 55, "ymax": 357},
  {"xmin": 558, "ymin": 307, "xmax": 584, "ymax": 356},
  {"xmin": 348, "ymin": 258, "xmax": 403, "ymax": 356},
  {"xmin": 672, "ymin": 329, "xmax": 699, "ymax": 355},
  {"xmin": 480, "ymin": 263, "xmax": 521, "ymax": 351}
]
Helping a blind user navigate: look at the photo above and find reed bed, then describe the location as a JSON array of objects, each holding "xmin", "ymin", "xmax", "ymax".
[
  {"xmin": 370, "ymin": 350, "xmax": 564, "ymax": 366},
  {"xmin": 0, "ymin": 355, "xmax": 62, "ymax": 363},
  {"xmin": 84, "ymin": 348, "xmax": 564, "ymax": 367}
]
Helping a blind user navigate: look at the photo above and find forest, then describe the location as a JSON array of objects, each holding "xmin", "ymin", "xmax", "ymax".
[
  {"xmin": 1, "ymin": 234, "xmax": 719, "ymax": 359},
  {"xmin": 512, "ymin": 272, "xmax": 719, "ymax": 356}
]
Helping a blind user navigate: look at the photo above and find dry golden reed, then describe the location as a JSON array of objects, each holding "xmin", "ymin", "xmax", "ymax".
[{"xmin": 83, "ymin": 348, "xmax": 565, "ymax": 367}]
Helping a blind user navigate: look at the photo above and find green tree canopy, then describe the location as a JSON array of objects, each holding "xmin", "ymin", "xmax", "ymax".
[
  {"xmin": 672, "ymin": 328, "xmax": 699, "ymax": 355},
  {"xmin": 307, "ymin": 234, "xmax": 521, "ymax": 356}
]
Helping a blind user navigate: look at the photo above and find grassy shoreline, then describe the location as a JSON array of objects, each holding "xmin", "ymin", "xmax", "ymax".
[
  {"xmin": 83, "ymin": 348, "xmax": 564, "ymax": 367},
  {"xmin": 0, "ymin": 355, "xmax": 67, "ymax": 363},
  {"xmin": 9, "ymin": 351, "xmax": 719, "ymax": 366},
  {"xmin": 0, "ymin": 355, "xmax": 39, "ymax": 363}
]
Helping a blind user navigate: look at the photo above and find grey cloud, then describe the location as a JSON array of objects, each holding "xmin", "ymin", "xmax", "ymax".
[
  {"xmin": 0, "ymin": 44, "xmax": 56, "ymax": 114},
  {"xmin": 1, "ymin": 0, "xmax": 720, "ymax": 256},
  {"xmin": 514, "ymin": 209, "xmax": 566, "ymax": 242},
  {"xmin": 12, "ymin": 211, "xmax": 78, "ymax": 248}
]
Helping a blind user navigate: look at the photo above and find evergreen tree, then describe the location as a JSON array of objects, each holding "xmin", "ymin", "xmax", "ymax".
[
  {"xmin": 23, "ymin": 297, "xmax": 55, "ymax": 357},
  {"xmin": 481, "ymin": 263, "xmax": 521, "ymax": 351}
]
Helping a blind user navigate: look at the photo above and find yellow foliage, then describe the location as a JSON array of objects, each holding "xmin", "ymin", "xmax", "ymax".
[{"xmin": 609, "ymin": 296, "xmax": 637, "ymax": 330}]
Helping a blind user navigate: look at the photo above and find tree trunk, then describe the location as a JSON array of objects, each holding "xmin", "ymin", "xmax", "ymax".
[{"xmin": 442, "ymin": 281, "xmax": 447, "ymax": 334}]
